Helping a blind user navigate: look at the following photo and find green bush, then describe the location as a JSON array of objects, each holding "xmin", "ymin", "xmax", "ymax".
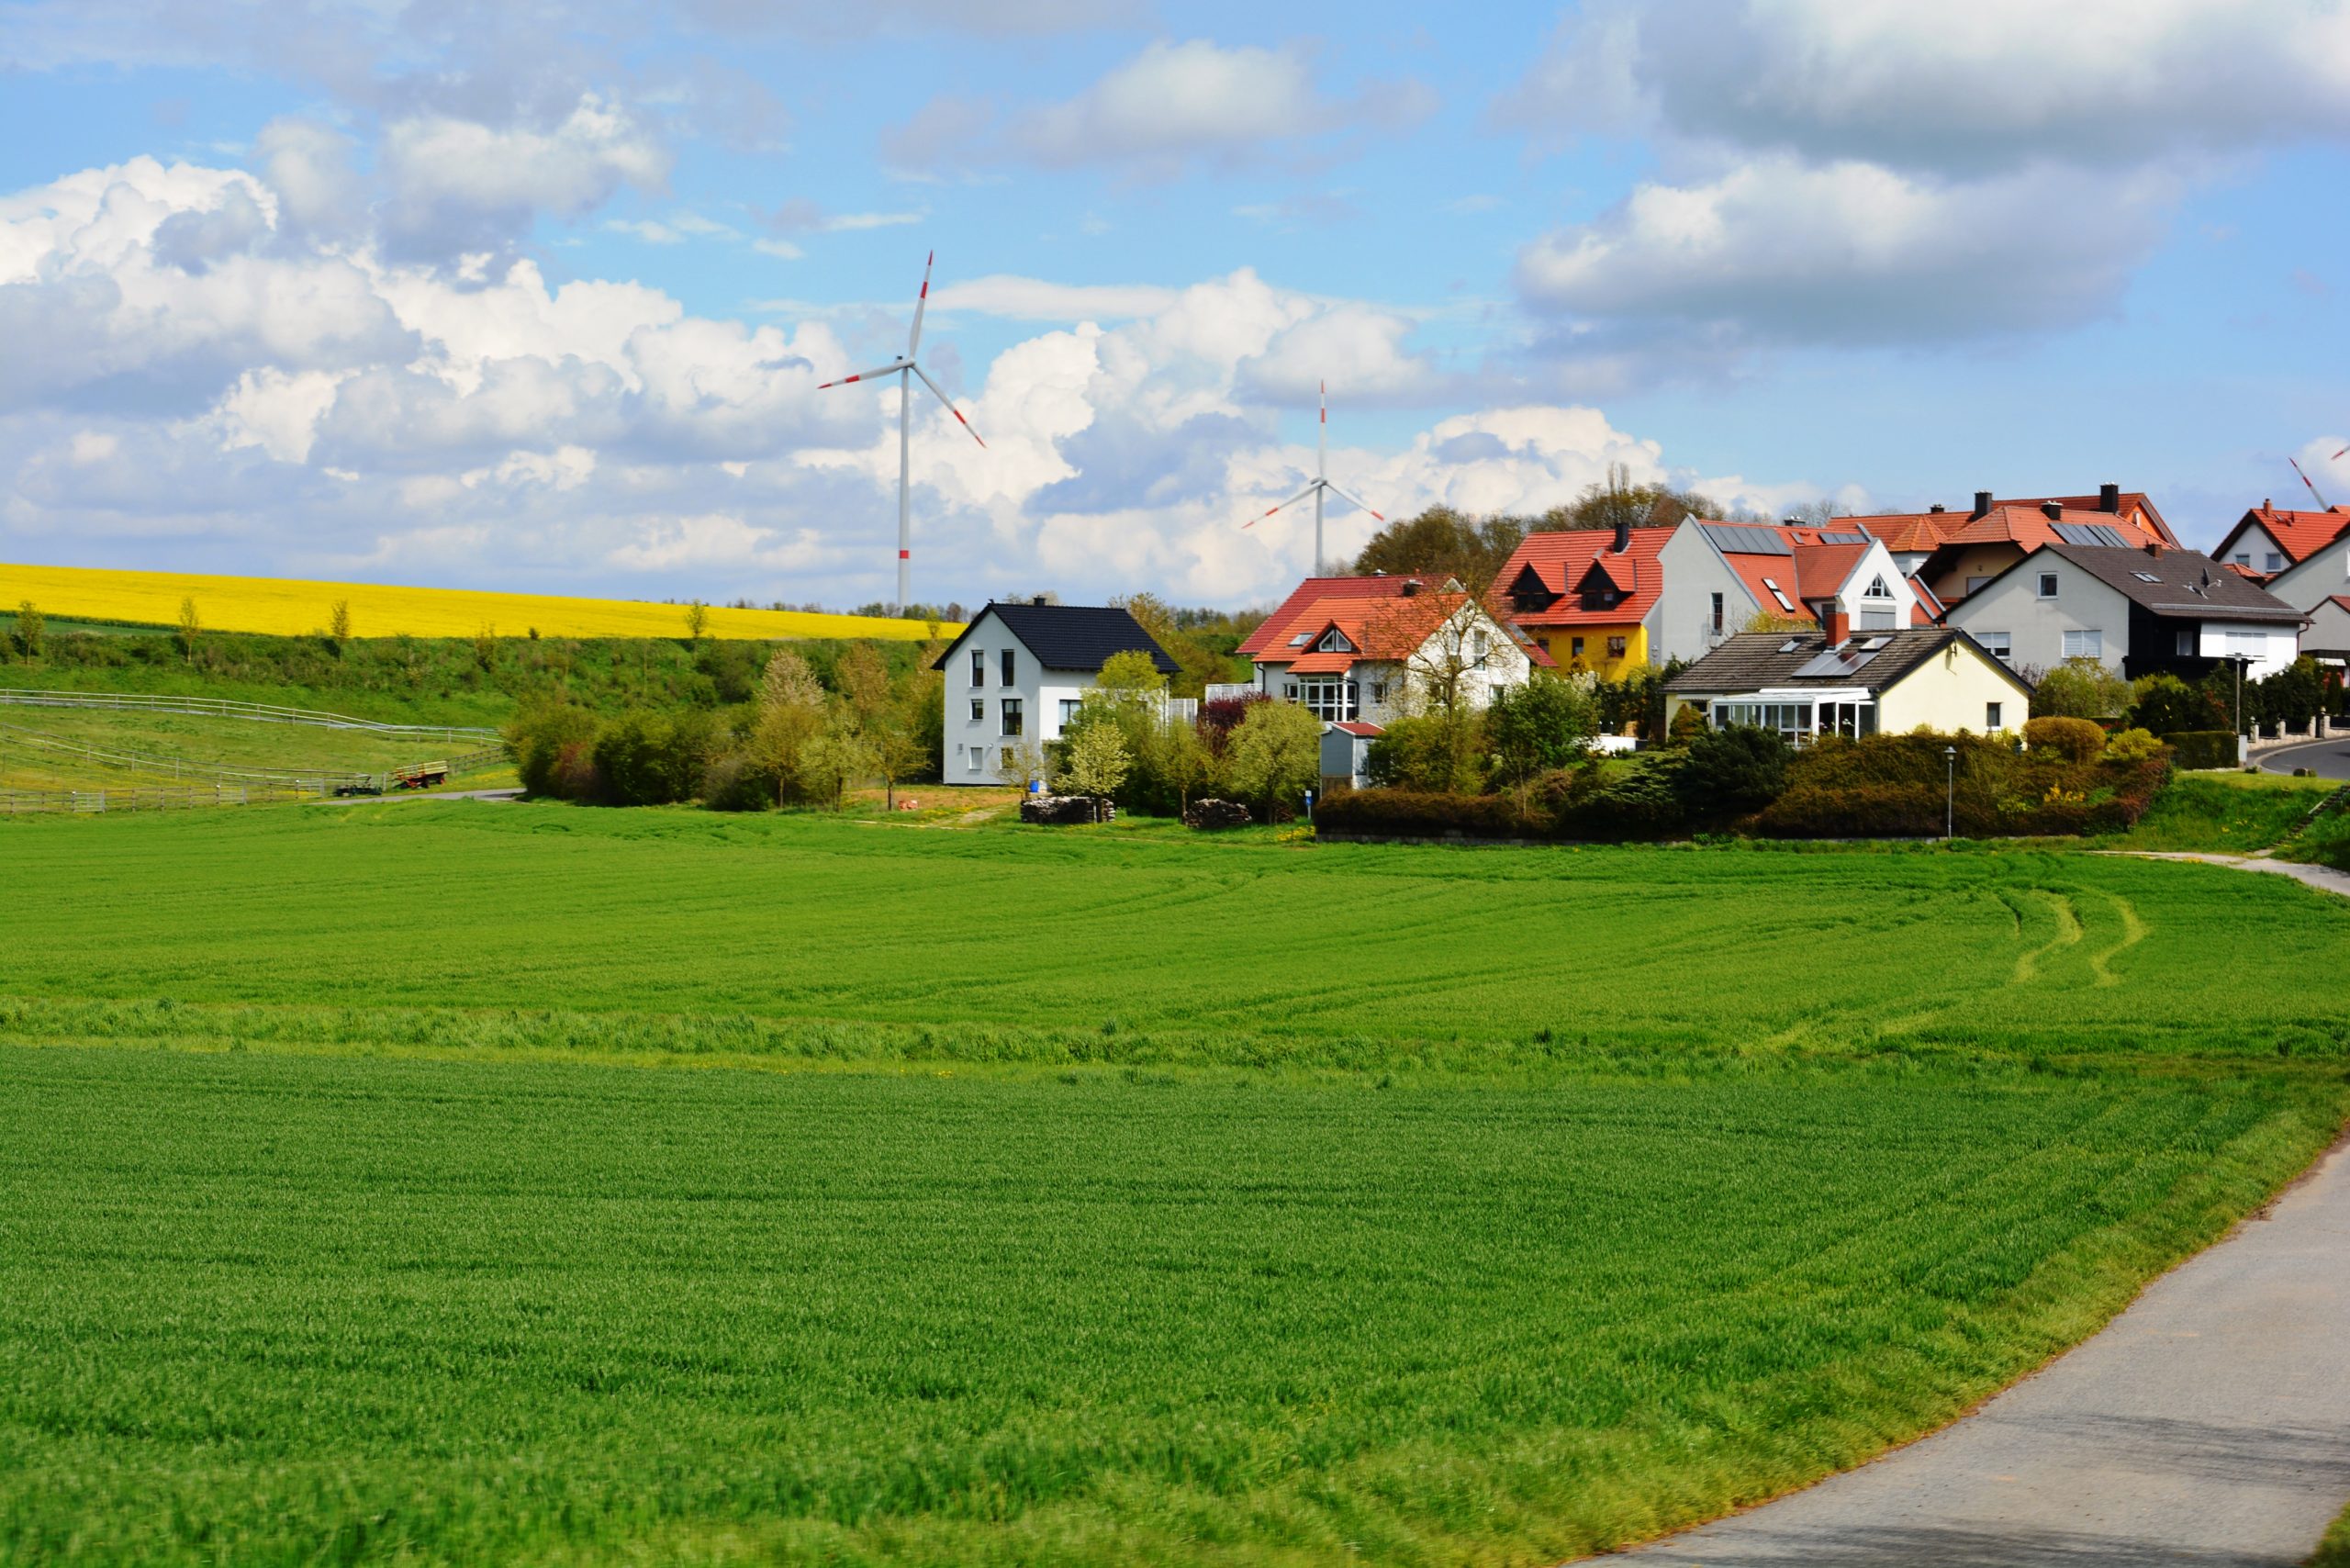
[
  {"xmin": 1673, "ymin": 725, "xmax": 1790, "ymax": 820},
  {"xmin": 1545, "ymin": 756, "xmax": 1690, "ymax": 840},
  {"xmin": 2104, "ymin": 727, "xmax": 2163, "ymax": 763},
  {"xmin": 2031, "ymin": 657, "xmax": 2130, "ymax": 720},
  {"xmin": 592, "ymin": 710, "xmax": 716, "ymax": 805},
  {"xmin": 1486, "ymin": 676, "xmax": 1597, "ymax": 784},
  {"xmin": 1315, "ymin": 789, "xmax": 1538, "ymax": 839},
  {"xmin": 1752, "ymin": 733, "xmax": 2168, "ymax": 838},
  {"xmin": 2129, "ymin": 674, "xmax": 2225, "ymax": 735},
  {"xmin": 1366, "ymin": 712, "xmax": 1486, "ymax": 793},
  {"xmin": 506, "ymin": 702, "xmax": 604, "ymax": 799},
  {"xmin": 2023, "ymin": 715, "xmax": 2105, "ymax": 764},
  {"xmin": 2162, "ymin": 731, "xmax": 2239, "ymax": 771}
]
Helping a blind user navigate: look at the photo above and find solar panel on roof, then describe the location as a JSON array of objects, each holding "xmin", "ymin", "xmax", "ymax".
[
  {"xmin": 1793, "ymin": 646, "xmax": 1883, "ymax": 679},
  {"xmin": 1816, "ymin": 531, "xmax": 1872, "ymax": 544},
  {"xmin": 1701, "ymin": 523, "xmax": 1792, "ymax": 555},
  {"xmin": 2053, "ymin": 522, "xmax": 2131, "ymax": 547}
]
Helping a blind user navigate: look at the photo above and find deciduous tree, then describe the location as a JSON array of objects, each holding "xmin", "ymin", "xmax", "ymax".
[{"xmin": 1222, "ymin": 700, "xmax": 1321, "ymax": 818}]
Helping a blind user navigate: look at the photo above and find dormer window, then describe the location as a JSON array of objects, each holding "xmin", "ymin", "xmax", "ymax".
[
  {"xmin": 1863, "ymin": 575, "xmax": 1892, "ymax": 599},
  {"xmin": 1315, "ymin": 627, "xmax": 1355, "ymax": 653}
]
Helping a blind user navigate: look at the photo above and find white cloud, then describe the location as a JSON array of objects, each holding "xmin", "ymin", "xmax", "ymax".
[
  {"xmin": 1500, "ymin": 0, "xmax": 2350, "ymax": 174},
  {"xmin": 753, "ymin": 238, "xmax": 806, "ymax": 260},
  {"xmin": 1516, "ymin": 156, "xmax": 2172, "ymax": 344},
  {"xmin": 607, "ymin": 219, "xmax": 685, "ymax": 244},
  {"xmin": 379, "ymin": 94, "xmax": 670, "ymax": 253},
  {"xmin": 886, "ymin": 39, "xmax": 1435, "ymax": 177}
]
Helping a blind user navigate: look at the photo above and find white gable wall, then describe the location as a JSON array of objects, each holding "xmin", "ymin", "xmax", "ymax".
[
  {"xmin": 942, "ymin": 609, "xmax": 1132, "ymax": 786},
  {"xmin": 2266, "ymin": 532, "xmax": 2350, "ymax": 615},
  {"xmin": 1653, "ymin": 523, "xmax": 1760, "ymax": 665},
  {"xmin": 1945, "ymin": 561, "xmax": 2134, "ymax": 675}
]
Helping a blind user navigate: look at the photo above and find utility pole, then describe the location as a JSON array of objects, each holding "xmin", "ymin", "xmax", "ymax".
[{"xmin": 1944, "ymin": 745, "xmax": 1957, "ymax": 841}]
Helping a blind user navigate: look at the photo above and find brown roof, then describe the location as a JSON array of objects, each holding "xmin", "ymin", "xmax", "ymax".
[
  {"xmin": 1665, "ymin": 627, "xmax": 2027, "ymax": 697},
  {"xmin": 2002, "ymin": 543, "xmax": 2308, "ymax": 623}
]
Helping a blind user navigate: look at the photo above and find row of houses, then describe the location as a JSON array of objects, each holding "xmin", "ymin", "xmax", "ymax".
[{"xmin": 931, "ymin": 483, "xmax": 2333, "ymax": 786}]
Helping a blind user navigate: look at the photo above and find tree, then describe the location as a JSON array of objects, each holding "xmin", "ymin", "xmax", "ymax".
[
  {"xmin": 2031, "ymin": 656, "xmax": 2131, "ymax": 720},
  {"xmin": 1112, "ymin": 593, "xmax": 1231, "ymax": 699},
  {"xmin": 12, "ymin": 600, "xmax": 42, "ymax": 660},
  {"xmin": 798, "ymin": 715, "xmax": 877, "ymax": 810},
  {"xmin": 995, "ymin": 736, "xmax": 1047, "ymax": 791},
  {"xmin": 1365, "ymin": 712, "xmax": 1483, "ymax": 793},
  {"xmin": 1673, "ymin": 724, "xmax": 1790, "ymax": 818},
  {"xmin": 473, "ymin": 622, "xmax": 498, "ymax": 672},
  {"xmin": 1144, "ymin": 719, "xmax": 1214, "ymax": 813},
  {"xmin": 1544, "ymin": 462, "xmax": 1718, "ymax": 536},
  {"xmin": 750, "ymin": 648, "xmax": 829, "ymax": 805},
  {"xmin": 760, "ymin": 646, "xmax": 825, "ymax": 710},
  {"xmin": 1055, "ymin": 721, "xmax": 1131, "ymax": 817},
  {"xmin": 1486, "ymin": 674, "xmax": 1599, "ymax": 785},
  {"xmin": 868, "ymin": 716, "xmax": 928, "ymax": 811},
  {"xmin": 329, "ymin": 599, "xmax": 352, "ymax": 645},
  {"xmin": 684, "ymin": 599, "xmax": 711, "ymax": 643},
  {"xmin": 837, "ymin": 641, "xmax": 892, "ymax": 722},
  {"xmin": 1222, "ymin": 700, "xmax": 1321, "ymax": 818},
  {"xmin": 1094, "ymin": 648, "xmax": 1169, "ymax": 706},
  {"xmin": 1349, "ymin": 507, "xmax": 1526, "ymax": 595},
  {"xmin": 176, "ymin": 597, "xmax": 200, "ymax": 663}
]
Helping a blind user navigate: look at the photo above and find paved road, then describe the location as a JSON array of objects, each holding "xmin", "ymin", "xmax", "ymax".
[
  {"xmin": 1609, "ymin": 1135, "xmax": 2350, "ymax": 1566},
  {"xmin": 2257, "ymin": 734, "xmax": 2350, "ymax": 779},
  {"xmin": 312, "ymin": 788, "xmax": 522, "ymax": 804}
]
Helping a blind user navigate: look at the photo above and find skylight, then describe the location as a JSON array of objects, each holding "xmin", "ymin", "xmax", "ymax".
[
  {"xmin": 2132, "ymin": 571, "xmax": 2161, "ymax": 582},
  {"xmin": 1762, "ymin": 577, "xmax": 1795, "ymax": 612},
  {"xmin": 1287, "ymin": 633, "xmax": 1312, "ymax": 647}
]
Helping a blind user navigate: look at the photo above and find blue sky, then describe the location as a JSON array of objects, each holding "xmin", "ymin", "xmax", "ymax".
[{"xmin": 3, "ymin": 1, "xmax": 2347, "ymax": 611}]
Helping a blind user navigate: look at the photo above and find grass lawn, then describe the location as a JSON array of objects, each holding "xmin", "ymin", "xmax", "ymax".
[
  {"xmin": 2098, "ymin": 769, "xmax": 2340, "ymax": 854},
  {"xmin": 2315, "ymin": 1502, "xmax": 2350, "ymax": 1567},
  {"xmin": 0, "ymin": 804, "xmax": 2344, "ymax": 1565}
]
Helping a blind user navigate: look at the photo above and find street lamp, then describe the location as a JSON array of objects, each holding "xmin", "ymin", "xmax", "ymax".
[{"xmin": 1944, "ymin": 745, "xmax": 1958, "ymax": 842}]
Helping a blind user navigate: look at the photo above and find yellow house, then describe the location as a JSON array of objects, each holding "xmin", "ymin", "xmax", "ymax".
[
  {"xmin": 1662, "ymin": 627, "xmax": 2031, "ymax": 743},
  {"xmin": 1491, "ymin": 522, "xmax": 1675, "ymax": 683},
  {"xmin": 1528, "ymin": 622, "xmax": 1650, "ymax": 680}
]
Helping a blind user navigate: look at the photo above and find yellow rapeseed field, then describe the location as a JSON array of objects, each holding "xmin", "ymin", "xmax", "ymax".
[{"xmin": 0, "ymin": 563, "xmax": 958, "ymax": 643}]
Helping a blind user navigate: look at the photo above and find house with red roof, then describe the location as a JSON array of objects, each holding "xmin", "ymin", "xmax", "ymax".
[
  {"xmin": 1241, "ymin": 572, "xmax": 1532, "ymax": 725},
  {"xmin": 2211, "ymin": 501, "xmax": 2350, "ymax": 583},
  {"xmin": 1646, "ymin": 520, "xmax": 1930, "ymax": 665},
  {"xmin": 1489, "ymin": 521, "xmax": 1675, "ymax": 678},
  {"xmin": 1836, "ymin": 486, "xmax": 2175, "ymax": 606}
]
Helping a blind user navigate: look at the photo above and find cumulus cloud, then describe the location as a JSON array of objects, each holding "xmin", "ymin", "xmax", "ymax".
[
  {"xmin": 1492, "ymin": 0, "xmax": 2350, "ymax": 366},
  {"xmin": 1498, "ymin": 0, "xmax": 2350, "ymax": 174},
  {"xmin": 930, "ymin": 275, "xmax": 1183, "ymax": 321},
  {"xmin": 886, "ymin": 39, "xmax": 1436, "ymax": 177},
  {"xmin": 379, "ymin": 94, "xmax": 670, "ymax": 255},
  {"xmin": 1516, "ymin": 157, "xmax": 2173, "ymax": 344}
]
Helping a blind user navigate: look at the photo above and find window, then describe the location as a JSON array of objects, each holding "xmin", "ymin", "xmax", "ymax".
[
  {"xmin": 1001, "ymin": 648, "xmax": 1016, "ymax": 685},
  {"xmin": 1369, "ymin": 680, "xmax": 1389, "ymax": 706},
  {"xmin": 2061, "ymin": 629, "xmax": 2103, "ymax": 659},
  {"xmin": 1058, "ymin": 698, "xmax": 1082, "ymax": 728},
  {"xmin": 1000, "ymin": 747, "xmax": 1016, "ymax": 777},
  {"xmin": 969, "ymin": 649, "xmax": 986, "ymax": 687},
  {"xmin": 969, "ymin": 698, "xmax": 985, "ymax": 724},
  {"xmin": 1762, "ymin": 576, "xmax": 1795, "ymax": 612},
  {"xmin": 1858, "ymin": 608, "xmax": 1897, "ymax": 631},
  {"xmin": 2226, "ymin": 629, "xmax": 2266, "ymax": 656},
  {"xmin": 2267, "ymin": 552, "xmax": 2285, "ymax": 573},
  {"xmin": 1977, "ymin": 632, "xmax": 2011, "ymax": 662},
  {"xmin": 1710, "ymin": 592, "xmax": 1725, "ymax": 633},
  {"xmin": 1315, "ymin": 627, "xmax": 1355, "ymax": 653},
  {"xmin": 2233, "ymin": 553, "xmax": 2251, "ymax": 566},
  {"xmin": 1986, "ymin": 702, "xmax": 2004, "ymax": 731},
  {"xmin": 2132, "ymin": 570, "xmax": 2161, "ymax": 582},
  {"xmin": 968, "ymin": 749, "xmax": 984, "ymax": 774},
  {"xmin": 1965, "ymin": 576, "xmax": 1992, "ymax": 595},
  {"xmin": 1282, "ymin": 680, "xmax": 1298, "ymax": 700},
  {"xmin": 1298, "ymin": 679, "xmax": 1359, "ymax": 721},
  {"xmin": 1863, "ymin": 575, "xmax": 1893, "ymax": 599},
  {"xmin": 1471, "ymin": 630, "xmax": 1489, "ymax": 662},
  {"xmin": 1816, "ymin": 700, "xmax": 1878, "ymax": 740},
  {"xmin": 2176, "ymin": 628, "xmax": 2196, "ymax": 656},
  {"xmin": 1570, "ymin": 636, "xmax": 1585, "ymax": 658},
  {"xmin": 1712, "ymin": 700, "xmax": 1818, "ymax": 745},
  {"xmin": 1606, "ymin": 635, "xmax": 1628, "ymax": 658},
  {"xmin": 1287, "ymin": 632, "xmax": 1313, "ymax": 648},
  {"xmin": 1000, "ymin": 697, "xmax": 1024, "ymax": 737},
  {"xmin": 2037, "ymin": 572, "xmax": 2059, "ymax": 599}
]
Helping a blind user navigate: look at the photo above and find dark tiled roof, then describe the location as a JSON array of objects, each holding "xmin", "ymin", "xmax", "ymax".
[
  {"xmin": 931, "ymin": 602, "xmax": 1179, "ymax": 674},
  {"xmin": 1664, "ymin": 627, "xmax": 2024, "ymax": 696},
  {"xmin": 2023, "ymin": 544, "xmax": 2308, "ymax": 623}
]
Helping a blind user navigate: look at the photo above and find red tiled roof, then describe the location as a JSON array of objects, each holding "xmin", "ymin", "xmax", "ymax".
[
  {"xmin": 2214, "ymin": 505, "xmax": 2350, "ymax": 569},
  {"xmin": 1792, "ymin": 542, "xmax": 1868, "ymax": 605},
  {"xmin": 1328, "ymin": 720, "xmax": 1384, "ymax": 737},
  {"xmin": 1908, "ymin": 576, "xmax": 1946, "ymax": 624},
  {"xmin": 2328, "ymin": 596, "xmax": 2350, "ymax": 614},
  {"xmin": 1853, "ymin": 512, "xmax": 1959, "ymax": 552},
  {"xmin": 1718, "ymin": 550, "xmax": 1813, "ymax": 625},
  {"xmin": 1252, "ymin": 588, "xmax": 1466, "ymax": 675},
  {"xmin": 1489, "ymin": 525, "xmax": 1676, "ymax": 629},
  {"xmin": 1238, "ymin": 575, "xmax": 1438, "ymax": 657},
  {"xmin": 1850, "ymin": 493, "xmax": 2174, "ymax": 551}
]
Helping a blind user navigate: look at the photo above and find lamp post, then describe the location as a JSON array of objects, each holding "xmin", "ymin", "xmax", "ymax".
[{"xmin": 1944, "ymin": 745, "xmax": 1958, "ymax": 842}]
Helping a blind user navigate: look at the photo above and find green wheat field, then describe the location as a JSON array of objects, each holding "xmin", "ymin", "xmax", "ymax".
[{"xmin": 2, "ymin": 803, "xmax": 2344, "ymax": 1565}]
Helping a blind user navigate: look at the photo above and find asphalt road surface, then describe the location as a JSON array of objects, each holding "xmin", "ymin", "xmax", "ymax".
[
  {"xmin": 1610, "ymin": 1135, "xmax": 2350, "ymax": 1566},
  {"xmin": 2258, "ymin": 734, "xmax": 2350, "ymax": 779}
]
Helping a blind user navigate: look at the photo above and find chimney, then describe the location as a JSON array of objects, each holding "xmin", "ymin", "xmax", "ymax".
[
  {"xmin": 1929, "ymin": 503, "xmax": 1946, "ymax": 514},
  {"xmin": 1822, "ymin": 606, "xmax": 1849, "ymax": 646},
  {"xmin": 2098, "ymin": 483, "xmax": 2121, "ymax": 513},
  {"xmin": 1972, "ymin": 489, "xmax": 1993, "ymax": 520},
  {"xmin": 2041, "ymin": 499, "xmax": 2064, "ymax": 521},
  {"xmin": 1032, "ymin": 595, "xmax": 1047, "ymax": 607},
  {"xmin": 2144, "ymin": 540, "xmax": 2163, "ymax": 557},
  {"xmin": 1611, "ymin": 517, "xmax": 1631, "ymax": 553},
  {"xmin": 1400, "ymin": 578, "xmax": 1421, "ymax": 598}
]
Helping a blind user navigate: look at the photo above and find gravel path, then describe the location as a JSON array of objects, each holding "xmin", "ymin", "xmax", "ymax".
[{"xmin": 1607, "ymin": 1135, "xmax": 2350, "ymax": 1564}]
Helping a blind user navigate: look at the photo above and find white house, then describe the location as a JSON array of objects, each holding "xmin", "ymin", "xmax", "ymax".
[
  {"xmin": 1646, "ymin": 522, "xmax": 1930, "ymax": 664},
  {"xmin": 1239, "ymin": 574, "xmax": 1532, "ymax": 722},
  {"xmin": 1944, "ymin": 543, "xmax": 2305, "ymax": 682},
  {"xmin": 1664, "ymin": 627, "xmax": 2032, "ymax": 742},
  {"xmin": 930, "ymin": 599, "xmax": 1179, "ymax": 786}
]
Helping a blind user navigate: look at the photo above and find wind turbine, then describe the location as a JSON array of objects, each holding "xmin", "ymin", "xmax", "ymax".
[
  {"xmin": 2290, "ymin": 454, "xmax": 2333, "ymax": 511},
  {"xmin": 1241, "ymin": 380, "xmax": 1384, "ymax": 577},
  {"xmin": 818, "ymin": 251, "xmax": 985, "ymax": 611}
]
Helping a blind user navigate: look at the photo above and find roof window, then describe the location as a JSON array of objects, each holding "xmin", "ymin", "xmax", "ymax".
[
  {"xmin": 1287, "ymin": 632, "xmax": 1312, "ymax": 647},
  {"xmin": 1762, "ymin": 577, "xmax": 1795, "ymax": 612},
  {"xmin": 2132, "ymin": 571, "xmax": 2161, "ymax": 583}
]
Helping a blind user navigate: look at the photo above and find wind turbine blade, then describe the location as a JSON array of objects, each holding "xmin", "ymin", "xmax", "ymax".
[
  {"xmin": 910, "ymin": 361, "xmax": 985, "ymax": 447},
  {"xmin": 1241, "ymin": 483, "xmax": 1321, "ymax": 529},
  {"xmin": 2290, "ymin": 456, "xmax": 2333, "ymax": 511},
  {"xmin": 1322, "ymin": 481, "xmax": 1386, "ymax": 524},
  {"xmin": 819, "ymin": 360, "xmax": 907, "ymax": 389},
  {"xmin": 908, "ymin": 251, "xmax": 934, "ymax": 357}
]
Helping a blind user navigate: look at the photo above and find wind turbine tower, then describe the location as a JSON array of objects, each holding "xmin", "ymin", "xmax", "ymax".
[
  {"xmin": 818, "ymin": 252, "xmax": 986, "ymax": 610},
  {"xmin": 1242, "ymin": 382, "xmax": 1385, "ymax": 576}
]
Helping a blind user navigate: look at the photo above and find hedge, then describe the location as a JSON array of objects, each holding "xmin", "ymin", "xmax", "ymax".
[
  {"xmin": 1314, "ymin": 789, "xmax": 1541, "ymax": 840},
  {"xmin": 2162, "ymin": 730, "xmax": 2239, "ymax": 771}
]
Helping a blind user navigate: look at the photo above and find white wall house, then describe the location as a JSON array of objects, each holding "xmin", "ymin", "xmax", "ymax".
[
  {"xmin": 1649, "ymin": 522, "xmax": 1925, "ymax": 666},
  {"xmin": 931, "ymin": 600, "xmax": 1180, "ymax": 786},
  {"xmin": 1246, "ymin": 577, "xmax": 1531, "ymax": 723},
  {"xmin": 1664, "ymin": 628, "xmax": 2031, "ymax": 742},
  {"xmin": 1945, "ymin": 543, "xmax": 2304, "ymax": 683}
]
